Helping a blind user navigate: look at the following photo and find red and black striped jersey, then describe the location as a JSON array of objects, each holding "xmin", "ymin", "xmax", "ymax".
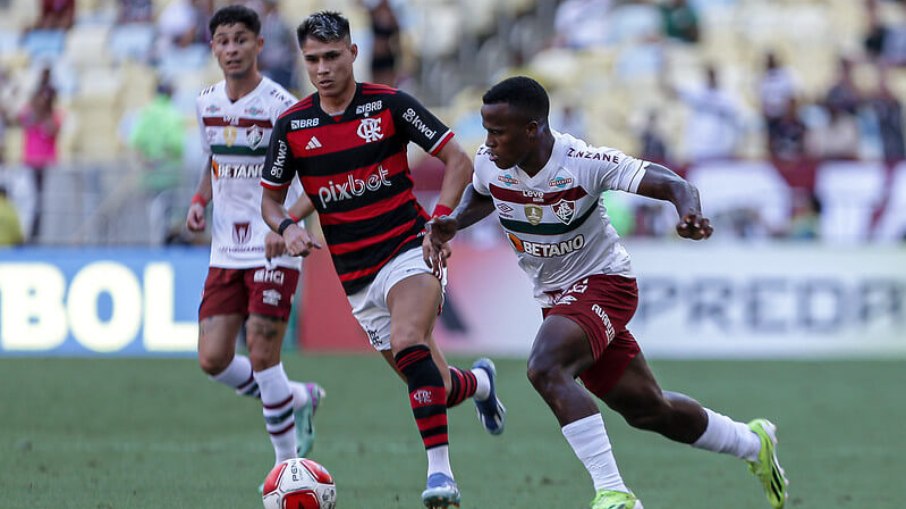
[{"xmin": 261, "ymin": 82, "xmax": 454, "ymax": 294}]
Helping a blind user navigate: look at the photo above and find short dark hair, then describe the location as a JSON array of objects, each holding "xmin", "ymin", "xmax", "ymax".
[
  {"xmin": 297, "ymin": 11, "xmax": 351, "ymax": 46},
  {"xmin": 209, "ymin": 5, "xmax": 261, "ymax": 37},
  {"xmin": 482, "ymin": 76, "xmax": 550, "ymax": 123}
]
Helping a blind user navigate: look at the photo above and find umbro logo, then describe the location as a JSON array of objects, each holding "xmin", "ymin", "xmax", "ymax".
[{"xmin": 306, "ymin": 137, "xmax": 322, "ymax": 150}]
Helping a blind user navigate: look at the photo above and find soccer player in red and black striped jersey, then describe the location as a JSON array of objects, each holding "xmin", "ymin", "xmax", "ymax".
[{"xmin": 260, "ymin": 11, "xmax": 505, "ymax": 509}]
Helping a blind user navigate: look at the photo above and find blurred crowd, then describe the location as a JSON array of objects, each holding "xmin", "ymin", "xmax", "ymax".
[
  {"xmin": 0, "ymin": 0, "xmax": 904, "ymax": 246},
  {"xmin": 542, "ymin": 0, "xmax": 906, "ymax": 166},
  {"xmin": 0, "ymin": 0, "xmax": 407, "ymax": 246},
  {"xmin": 536, "ymin": 0, "xmax": 906, "ymax": 243}
]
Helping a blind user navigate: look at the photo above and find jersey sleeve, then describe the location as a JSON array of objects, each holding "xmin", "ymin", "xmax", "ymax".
[
  {"xmin": 390, "ymin": 90, "xmax": 455, "ymax": 156},
  {"xmin": 600, "ymin": 148, "xmax": 647, "ymax": 193},
  {"xmin": 261, "ymin": 116, "xmax": 295, "ymax": 190},
  {"xmin": 270, "ymin": 85, "xmax": 298, "ymax": 120},
  {"xmin": 195, "ymin": 96, "xmax": 212, "ymax": 157},
  {"xmin": 471, "ymin": 146, "xmax": 493, "ymax": 196},
  {"xmin": 574, "ymin": 138, "xmax": 647, "ymax": 194}
]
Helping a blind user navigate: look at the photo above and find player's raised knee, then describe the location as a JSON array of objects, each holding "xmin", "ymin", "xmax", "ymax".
[
  {"xmin": 390, "ymin": 327, "xmax": 429, "ymax": 353},
  {"xmin": 198, "ymin": 350, "xmax": 232, "ymax": 376},
  {"xmin": 526, "ymin": 355, "xmax": 562, "ymax": 393},
  {"xmin": 620, "ymin": 395, "xmax": 672, "ymax": 431}
]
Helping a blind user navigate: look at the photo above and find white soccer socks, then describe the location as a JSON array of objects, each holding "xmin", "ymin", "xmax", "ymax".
[
  {"xmin": 692, "ymin": 408, "xmax": 761, "ymax": 462},
  {"xmin": 562, "ymin": 413, "xmax": 629, "ymax": 493}
]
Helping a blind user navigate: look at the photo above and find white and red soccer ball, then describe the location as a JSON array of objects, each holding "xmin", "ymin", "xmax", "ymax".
[{"xmin": 262, "ymin": 458, "xmax": 337, "ymax": 509}]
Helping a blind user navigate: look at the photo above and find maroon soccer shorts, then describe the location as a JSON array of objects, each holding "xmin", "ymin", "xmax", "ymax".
[
  {"xmin": 199, "ymin": 266, "xmax": 300, "ymax": 321},
  {"xmin": 543, "ymin": 274, "xmax": 641, "ymax": 397}
]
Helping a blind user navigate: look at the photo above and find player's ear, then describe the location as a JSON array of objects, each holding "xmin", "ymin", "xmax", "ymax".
[
  {"xmin": 526, "ymin": 120, "xmax": 540, "ymax": 140},
  {"xmin": 350, "ymin": 43, "xmax": 359, "ymax": 61},
  {"xmin": 257, "ymin": 35, "xmax": 264, "ymax": 52}
]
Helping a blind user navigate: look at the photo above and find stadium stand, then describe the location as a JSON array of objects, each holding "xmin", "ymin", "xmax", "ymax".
[{"xmin": 0, "ymin": 0, "xmax": 902, "ymax": 245}]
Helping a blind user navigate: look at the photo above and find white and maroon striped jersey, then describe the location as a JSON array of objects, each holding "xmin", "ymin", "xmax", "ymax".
[
  {"xmin": 196, "ymin": 77, "xmax": 303, "ymax": 269},
  {"xmin": 472, "ymin": 130, "xmax": 648, "ymax": 306}
]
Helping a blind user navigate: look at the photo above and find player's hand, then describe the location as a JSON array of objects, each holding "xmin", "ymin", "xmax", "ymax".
[
  {"xmin": 264, "ymin": 231, "xmax": 286, "ymax": 259},
  {"xmin": 429, "ymin": 215, "xmax": 458, "ymax": 243},
  {"xmin": 676, "ymin": 212, "xmax": 713, "ymax": 240},
  {"xmin": 282, "ymin": 224, "xmax": 322, "ymax": 257},
  {"xmin": 186, "ymin": 203, "xmax": 206, "ymax": 232},
  {"xmin": 422, "ymin": 216, "xmax": 457, "ymax": 277}
]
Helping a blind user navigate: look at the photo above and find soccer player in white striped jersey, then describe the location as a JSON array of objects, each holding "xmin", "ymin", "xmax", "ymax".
[
  {"xmin": 185, "ymin": 5, "xmax": 324, "ymax": 485},
  {"xmin": 423, "ymin": 76, "xmax": 789, "ymax": 509}
]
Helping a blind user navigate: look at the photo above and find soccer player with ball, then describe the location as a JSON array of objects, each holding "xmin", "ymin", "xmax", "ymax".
[
  {"xmin": 423, "ymin": 76, "xmax": 789, "ymax": 509},
  {"xmin": 261, "ymin": 11, "xmax": 506, "ymax": 509},
  {"xmin": 187, "ymin": 5, "xmax": 324, "ymax": 486}
]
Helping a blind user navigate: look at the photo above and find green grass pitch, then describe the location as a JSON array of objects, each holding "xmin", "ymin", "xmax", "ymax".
[{"xmin": 1, "ymin": 355, "xmax": 903, "ymax": 508}]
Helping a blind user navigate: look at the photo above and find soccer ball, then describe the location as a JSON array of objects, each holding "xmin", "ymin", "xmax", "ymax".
[{"xmin": 262, "ymin": 458, "xmax": 337, "ymax": 509}]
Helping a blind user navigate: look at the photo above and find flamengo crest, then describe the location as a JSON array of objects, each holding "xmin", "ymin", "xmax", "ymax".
[
  {"xmin": 413, "ymin": 389, "xmax": 433, "ymax": 404},
  {"xmin": 357, "ymin": 117, "xmax": 384, "ymax": 143}
]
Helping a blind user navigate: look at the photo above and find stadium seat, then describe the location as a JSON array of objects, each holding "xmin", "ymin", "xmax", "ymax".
[
  {"xmin": 886, "ymin": 67, "xmax": 906, "ymax": 100},
  {"xmin": 118, "ymin": 61, "xmax": 157, "ymax": 111},
  {"xmin": 779, "ymin": 5, "xmax": 832, "ymax": 47},
  {"xmin": 278, "ymin": 0, "xmax": 321, "ymax": 22},
  {"xmin": 814, "ymin": 161, "xmax": 886, "ymax": 244},
  {"xmin": 3, "ymin": 127, "xmax": 22, "ymax": 165},
  {"xmin": 605, "ymin": 3, "xmax": 661, "ymax": 45},
  {"xmin": 63, "ymin": 23, "xmax": 111, "ymax": 68},
  {"xmin": 68, "ymin": 112, "xmax": 124, "ymax": 162},
  {"xmin": 411, "ymin": 2, "xmax": 460, "ymax": 59},
  {"xmin": 76, "ymin": 65, "xmax": 122, "ymax": 100},
  {"xmin": 785, "ymin": 46, "xmax": 835, "ymax": 98},
  {"xmin": 461, "ymin": 0, "xmax": 496, "ymax": 37},
  {"xmin": 527, "ymin": 47, "xmax": 582, "ymax": 90},
  {"xmin": 826, "ymin": 0, "xmax": 865, "ymax": 42},
  {"xmin": 21, "ymin": 29, "xmax": 66, "ymax": 60},
  {"xmin": 614, "ymin": 42, "xmax": 663, "ymax": 82},
  {"xmin": 0, "ymin": 0, "xmax": 38, "ymax": 32},
  {"xmin": 156, "ymin": 44, "xmax": 209, "ymax": 82},
  {"xmin": 0, "ymin": 28, "xmax": 20, "ymax": 56}
]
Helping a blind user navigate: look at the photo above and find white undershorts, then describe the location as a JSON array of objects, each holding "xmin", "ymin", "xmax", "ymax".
[{"xmin": 347, "ymin": 247, "xmax": 446, "ymax": 351}]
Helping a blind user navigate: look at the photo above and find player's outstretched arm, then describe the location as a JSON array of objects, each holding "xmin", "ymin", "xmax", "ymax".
[
  {"xmin": 449, "ymin": 184, "xmax": 495, "ymax": 232},
  {"xmin": 432, "ymin": 139, "xmax": 474, "ymax": 211},
  {"xmin": 423, "ymin": 184, "xmax": 495, "ymax": 275},
  {"xmin": 635, "ymin": 163, "xmax": 713, "ymax": 240},
  {"xmin": 186, "ymin": 157, "xmax": 213, "ymax": 232}
]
